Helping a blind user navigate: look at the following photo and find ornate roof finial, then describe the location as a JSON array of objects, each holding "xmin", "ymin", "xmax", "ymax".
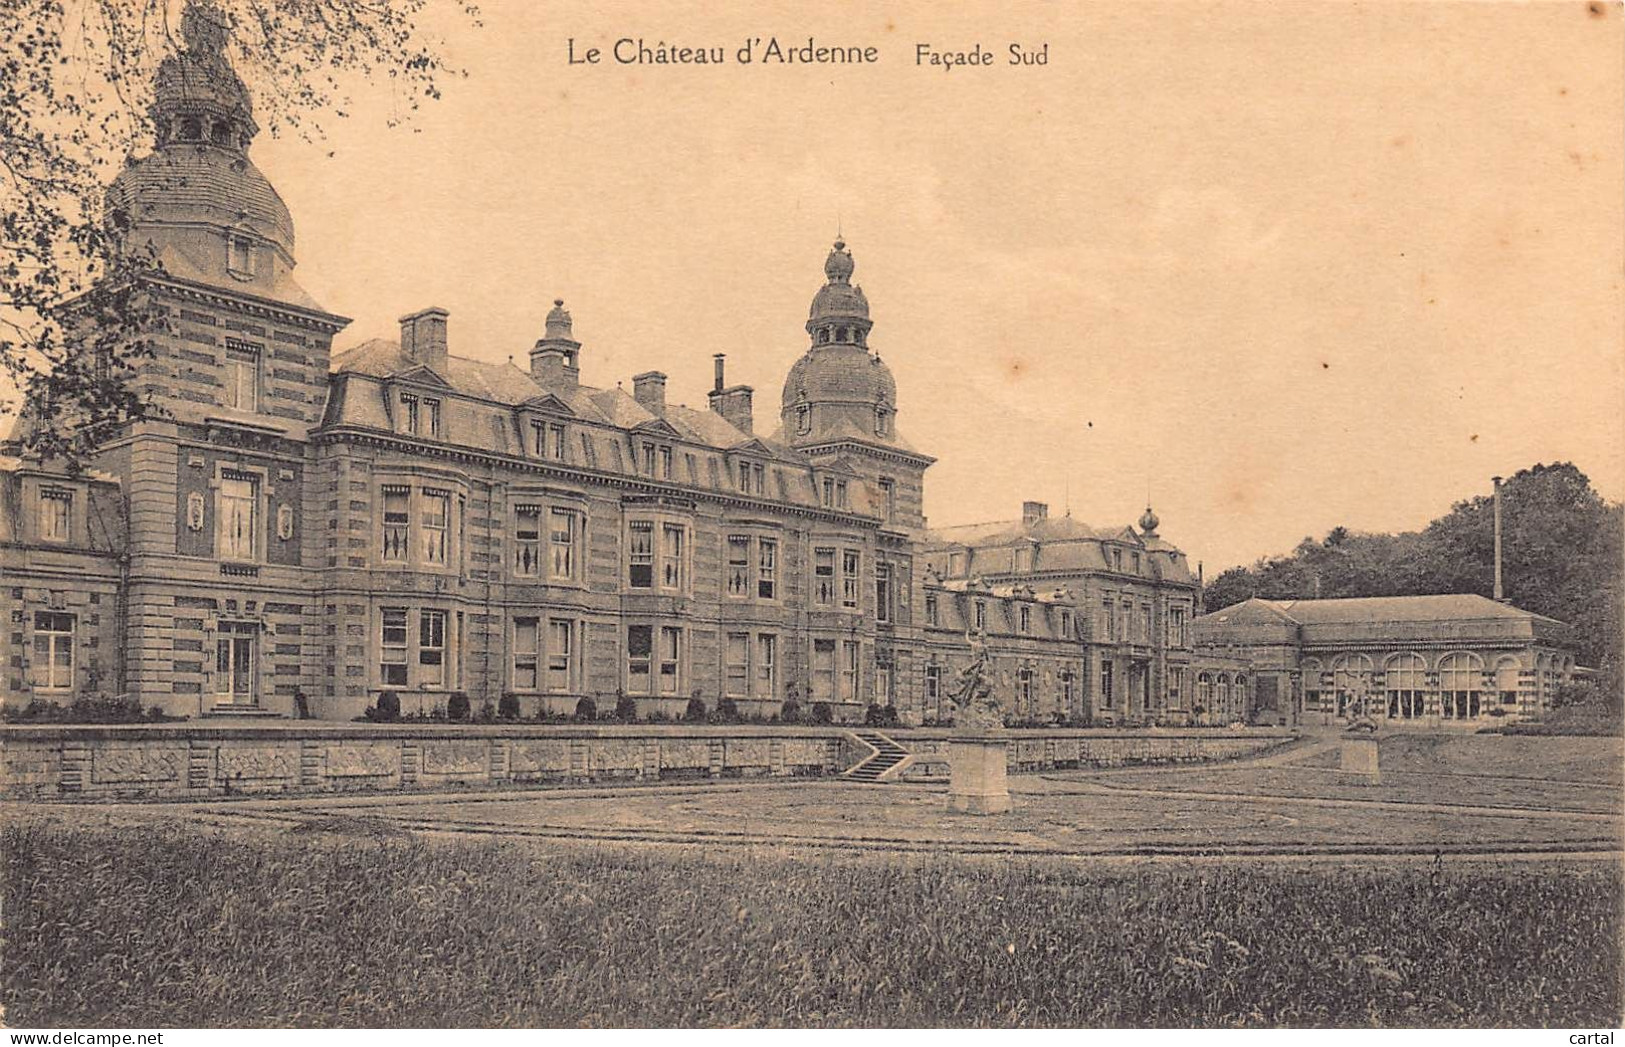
[{"xmin": 1139, "ymin": 504, "xmax": 1161, "ymax": 537}]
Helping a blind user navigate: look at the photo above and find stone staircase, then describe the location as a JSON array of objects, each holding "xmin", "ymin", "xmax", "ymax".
[{"xmin": 844, "ymin": 731, "xmax": 910, "ymax": 783}]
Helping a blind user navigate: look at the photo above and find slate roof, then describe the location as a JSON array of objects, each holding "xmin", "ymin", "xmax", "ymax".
[{"xmin": 1219, "ymin": 594, "xmax": 1559, "ymax": 626}]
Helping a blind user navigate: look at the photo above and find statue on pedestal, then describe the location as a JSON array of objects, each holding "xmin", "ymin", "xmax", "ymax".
[{"xmin": 945, "ymin": 631, "xmax": 1004, "ymax": 733}]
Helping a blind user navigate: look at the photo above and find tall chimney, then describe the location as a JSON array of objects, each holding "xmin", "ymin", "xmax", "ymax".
[
  {"xmin": 707, "ymin": 352, "xmax": 755, "ymax": 434},
  {"xmin": 1022, "ymin": 501, "xmax": 1049, "ymax": 527},
  {"xmin": 1492, "ymin": 475, "xmax": 1505, "ymax": 601},
  {"xmin": 632, "ymin": 371, "xmax": 667, "ymax": 413},
  {"xmin": 530, "ymin": 299, "xmax": 581, "ymax": 389},
  {"xmin": 399, "ymin": 307, "xmax": 449, "ymax": 371}
]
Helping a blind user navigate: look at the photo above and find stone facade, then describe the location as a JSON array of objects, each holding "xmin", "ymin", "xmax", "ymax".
[{"xmin": 1193, "ymin": 595, "xmax": 1575, "ymax": 727}]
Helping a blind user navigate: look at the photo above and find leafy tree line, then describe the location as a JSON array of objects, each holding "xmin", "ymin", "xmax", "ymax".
[{"xmin": 1202, "ymin": 463, "xmax": 1623, "ymax": 699}]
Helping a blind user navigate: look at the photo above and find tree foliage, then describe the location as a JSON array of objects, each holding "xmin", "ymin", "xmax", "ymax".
[
  {"xmin": 1203, "ymin": 463, "xmax": 1623, "ymax": 698},
  {"xmin": 1, "ymin": 0, "xmax": 478, "ymax": 464}
]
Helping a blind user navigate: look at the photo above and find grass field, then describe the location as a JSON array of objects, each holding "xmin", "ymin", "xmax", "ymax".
[{"xmin": 2, "ymin": 820, "xmax": 1618, "ymax": 1028}]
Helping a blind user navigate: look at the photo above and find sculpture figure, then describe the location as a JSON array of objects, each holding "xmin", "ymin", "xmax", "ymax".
[{"xmin": 944, "ymin": 631, "xmax": 1005, "ymax": 732}]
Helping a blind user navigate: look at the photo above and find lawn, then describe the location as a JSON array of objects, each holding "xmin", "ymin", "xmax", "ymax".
[
  {"xmin": 1291, "ymin": 734, "xmax": 1623, "ymax": 784},
  {"xmin": 2, "ymin": 820, "xmax": 1618, "ymax": 1028}
]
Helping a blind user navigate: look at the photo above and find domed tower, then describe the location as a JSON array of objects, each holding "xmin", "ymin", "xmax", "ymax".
[
  {"xmin": 105, "ymin": 2, "xmax": 305, "ymax": 302},
  {"xmin": 779, "ymin": 239, "xmax": 934, "ymax": 528},
  {"xmin": 98, "ymin": 0, "xmax": 345, "ymax": 432}
]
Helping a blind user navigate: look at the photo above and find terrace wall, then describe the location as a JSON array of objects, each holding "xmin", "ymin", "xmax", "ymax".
[{"xmin": 0, "ymin": 724, "xmax": 1293, "ymax": 800}]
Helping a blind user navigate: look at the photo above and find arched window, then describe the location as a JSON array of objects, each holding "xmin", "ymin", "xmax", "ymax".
[
  {"xmin": 1233, "ymin": 675, "xmax": 1247, "ymax": 718},
  {"xmin": 1216, "ymin": 674, "xmax": 1231, "ymax": 717},
  {"xmin": 1332, "ymin": 654, "xmax": 1374, "ymax": 719},
  {"xmin": 210, "ymin": 120, "xmax": 231, "ymax": 145},
  {"xmin": 1495, "ymin": 657, "xmax": 1521, "ymax": 707},
  {"xmin": 1439, "ymin": 652, "xmax": 1484, "ymax": 719},
  {"xmin": 1300, "ymin": 658, "xmax": 1324, "ymax": 714},
  {"xmin": 180, "ymin": 116, "xmax": 203, "ymax": 141},
  {"xmin": 818, "ymin": 329, "xmax": 830, "ymax": 345},
  {"xmin": 1384, "ymin": 653, "xmax": 1426, "ymax": 719},
  {"xmin": 1196, "ymin": 673, "xmax": 1213, "ymax": 715}
]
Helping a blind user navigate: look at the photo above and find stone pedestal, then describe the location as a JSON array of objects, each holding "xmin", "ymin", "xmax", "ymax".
[
  {"xmin": 1340, "ymin": 736, "xmax": 1381, "ymax": 785},
  {"xmin": 947, "ymin": 736, "xmax": 1011, "ymax": 815}
]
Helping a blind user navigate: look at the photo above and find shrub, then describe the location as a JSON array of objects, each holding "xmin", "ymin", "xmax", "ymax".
[
  {"xmin": 498, "ymin": 692, "xmax": 521, "ymax": 720},
  {"xmin": 715, "ymin": 697, "xmax": 740, "ymax": 723},
  {"xmin": 375, "ymin": 691, "xmax": 401, "ymax": 722},
  {"xmin": 573, "ymin": 697, "xmax": 598, "ymax": 722},
  {"xmin": 1, "ymin": 694, "xmax": 182, "ymax": 725},
  {"xmin": 810, "ymin": 702, "xmax": 833, "ymax": 725},
  {"xmin": 478, "ymin": 700, "xmax": 496, "ymax": 722},
  {"xmin": 614, "ymin": 692, "xmax": 638, "ymax": 722},
  {"xmin": 780, "ymin": 700, "xmax": 802, "ymax": 724},
  {"xmin": 447, "ymin": 692, "xmax": 471, "ymax": 721},
  {"xmin": 684, "ymin": 697, "xmax": 708, "ymax": 723},
  {"xmin": 864, "ymin": 703, "xmax": 898, "ymax": 727}
]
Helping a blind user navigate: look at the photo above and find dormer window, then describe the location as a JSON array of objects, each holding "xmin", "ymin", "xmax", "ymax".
[
  {"xmin": 818, "ymin": 329, "xmax": 831, "ymax": 345},
  {"xmin": 424, "ymin": 397, "xmax": 442, "ymax": 438},
  {"xmin": 210, "ymin": 120, "xmax": 232, "ymax": 145},
  {"xmin": 227, "ymin": 235, "xmax": 255, "ymax": 279},
  {"xmin": 837, "ymin": 327, "xmax": 848, "ymax": 342},
  {"xmin": 875, "ymin": 407, "xmax": 891, "ymax": 437},
  {"xmin": 400, "ymin": 393, "xmax": 420, "ymax": 435},
  {"xmin": 796, "ymin": 405, "xmax": 811, "ymax": 434},
  {"xmin": 180, "ymin": 116, "xmax": 203, "ymax": 141}
]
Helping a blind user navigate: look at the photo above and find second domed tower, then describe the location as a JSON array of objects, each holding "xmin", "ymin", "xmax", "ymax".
[{"xmin": 781, "ymin": 240, "xmax": 900, "ymax": 446}]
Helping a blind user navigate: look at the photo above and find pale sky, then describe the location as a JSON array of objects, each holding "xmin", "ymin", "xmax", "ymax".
[{"xmin": 224, "ymin": 2, "xmax": 1625, "ymax": 571}]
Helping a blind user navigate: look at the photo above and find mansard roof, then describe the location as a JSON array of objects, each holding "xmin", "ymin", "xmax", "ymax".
[{"xmin": 1216, "ymin": 594, "xmax": 1561, "ymax": 627}]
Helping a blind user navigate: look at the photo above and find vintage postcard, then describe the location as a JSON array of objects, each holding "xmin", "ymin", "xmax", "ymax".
[{"xmin": 0, "ymin": 0, "xmax": 1620, "ymax": 1034}]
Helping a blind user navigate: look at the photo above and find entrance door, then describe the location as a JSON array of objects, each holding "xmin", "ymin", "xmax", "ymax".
[{"xmin": 214, "ymin": 623, "xmax": 257, "ymax": 705}]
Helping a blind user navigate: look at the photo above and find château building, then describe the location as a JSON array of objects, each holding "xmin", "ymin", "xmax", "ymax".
[{"xmin": 0, "ymin": 6, "xmax": 1574, "ymax": 728}]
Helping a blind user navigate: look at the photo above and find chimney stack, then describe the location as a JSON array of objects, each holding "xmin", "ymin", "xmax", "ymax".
[
  {"xmin": 399, "ymin": 307, "xmax": 449, "ymax": 372},
  {"xmin": 632, "ymin": 371, "xmax": 667, "ymax": 413},
  {"xmin": 1492, "ymin": 475, "xmax": 1505, "ymax": 602},
  {"xmin": 1022, "ymin": 501, "xmax": 1049, "ymax": 528},
  {"xmin": 707, "ymin": 353, "xmax": 755, "ymax": 434}
]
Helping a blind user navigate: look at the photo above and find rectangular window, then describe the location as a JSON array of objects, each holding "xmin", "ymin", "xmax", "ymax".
[
  {"xmin": 822, "ymin": 478, "xmax": 834, "ymax": 507},
  {"xmin": 925, "ymin": 593, "xmax": 939, "ymax": 627},
  {"xmin": 549, "ymin": 508, "xmax": 577, "ymax": 581},
  {"xmin": 1101, "ymin": 660, "xmax": 1115, "ymax": 708},
  {"xmin": 974, "ymin": 600, "xmax": 987, "ymax": 632},
  {"xmin": 627, "ymin": 624, "xmax": 652, "ymax": 693},
  {"xmin": 727, "ymin": 535, "xmax": 751, "ymax": 597},
  {"xmin": 380, "ymin": 609, "xmax": 408, "ymax": 686},
  {"xmin": 755, "ymin": 634, "xmax": 777, "ymax": 698},
  {"xmin": 39, "ymin": 488, "xmax": 71, "ymax": 542},
  {"xmin": 381, "ymin": 486, "xmax": 410, "ymax": 563},
  {"xmin": 661, "ymin": 524, "xmax": 685, "ymax": 590},
  {"xmin": 811, "ymin": 639, "xmax": 836, "ymax": 702},
  {"xmin": 736, "ymin": 462, "xmax": 753, "ymax": 494},
  {"xmin": 223, "ymin": 340, "xmax": 259, "ymax": 412},
  {"xmin": 1168, "ymin": 607, "xmax": 1187, "ymax": 648},
  {"xmin": 841, "ymin": 641, "xmax": 861, "ymax": 702},
  {"xmin": 842, "ymin": 549, "xmax": 860, "ymax": 609},
  {"xmin": 628, "ymin": 521, "xmax": 654, "ymax": 588},
  {"xmin": 1017, "ymin": 668, "xmax": 1034, "ymax": 710},
  {"xmin": 547, "ymin": 619, "xmax": 572, "ymax": 692},
  {"xmin": 550, "ymin": 423, "xmax": 566, "ymax": 460},
  {"xmin": 1140, "ymin": 606, "xmax": 1152, "ymax": 644},
  {"xmin": 424, "ymin": 398, "xmax": 442, "ymax": 438},
  {"xmin": 1169, "ymin": 668, "xmax": 1183, "ymax": 707},
  {"xmin": 641, "ymin": 442, "xmax": 656, "ymax": 476},
  {"xmin": 1101, "ymin": 597, "xmax": 1114, "ymax": 641},
  {"xmin": 753, "ymin": 463, "xmax": 765, "ymax": 495},
  {"xmin": 513, "ymin": 617, "xmax": 539, "ymax": 690},
  {"xmin": 659, "ymin": 446, "xmax": 673, "ymax": 480},
  {"xmin": 875, "ymin": 563, "xmax": 893, "ymax": 623},
  {"xmin": 418, "ymin": 609, "xmax": 447, "ymax": 687},
  {"xmin": 658, "ymin": 626, "xmax": 681, "ymax": 695},
  {"xmin": 1019, "ymin": 604, "xmax": 1032, "ymax": 634},
  {"xmin": 878, "ymin": 477, "xmax": 895, "ymax": 521},
  {"xmin": 1120, "ymin": 600, "xmax": 1132, "ymax": 642},
  {"xmin": 725, "ymin": 632, "xmax": 750, "ymax": 698},
  {"xmin": 30, "ymin": 611, "xmax": 74, "ymax": 690},
  {"xmin": 514, "ymin": 505, "xmax": 542, "ymax": 577},
  {"xmin": 531, "ymin": 421, "xmax": 546, "ymax": 457},
  {"xmin": 836, "ymin": 480, "xmax": 849, "ymax": 509},
  {"xmin": 218, "ymin": 470, "xmax": 257, "ymax": 561},
  {"xmin": 1060, "ymin": 609, "xmax": 1074, "ymax": 638},
  {"xmin": 814, "ymin": 547, "xmax": 835, "ymax": 605},
  {"xmin": 1062, "ymin": 671, "xmax": 1077, "ymax": 709},
  {"xmin": 925, "ymin": 664, "xmax": 941, "ymax": 701},
  {"xmin": 421, "ymin": 490, "xmax": 449, "ymax": 565},
  {"xmin": 400, "ymin": 393, "xmax": 420, "ymax": 435},
  {"xmin": 758, "ymin": 538, "xmax": 777, "ymax": 600}
]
